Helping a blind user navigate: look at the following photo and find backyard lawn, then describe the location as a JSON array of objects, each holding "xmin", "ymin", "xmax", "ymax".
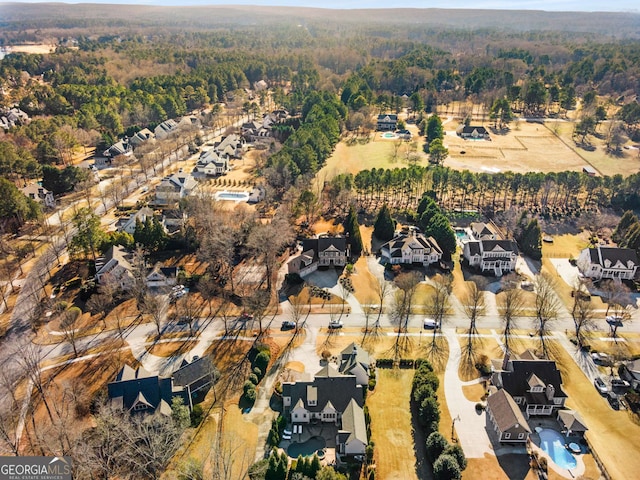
[{"xmin": 368, "ymin": 368, "xmax": 429, "ymax": 480}]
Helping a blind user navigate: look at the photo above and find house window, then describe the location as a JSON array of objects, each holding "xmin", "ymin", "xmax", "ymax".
[
  {"xmin": 504, "ymin": 433, "xmax": 511, "ymax": 439},
  {"xmin": 133, "ymin": 403, "xmax": 147, "ymax": 411},
  {"xmin": 293, "ymin": 413, "xmax": 298, "ymax": 419},
  {"xmin": 518, "ymin": 433, "xmax": 525, "ymax": 439}
]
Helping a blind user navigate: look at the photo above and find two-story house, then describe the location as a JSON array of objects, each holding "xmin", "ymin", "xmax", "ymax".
[
  {"xmin": 486, "ymin": 388, "xmax": 532, "ymax": 444},
  {"xmin": 155, "ymin": 172, "xmax": 198, "ymax": 206},
  {"xmin": 491, "ymin": 352, "xmax": 567, "ymax": 417},
  {"xmin": 21, "ymin": 183, "xmax": 55, "ymax": 209},
  {"xmin": 376, "ymin": 114, "xmax": 397, "ymax": 131},
  {"xmin": 463, "ymin": 239, "xmax": 518, "ymax": 277},
  {"xmin": 129, "ymin": 128, "xmax": 155, "ymax": 148},
  {"xmin": 95, "ymin": 245, "xmax": 135, "ymax": 289},
  {"xmin": 287, "ymin": 235, "xmax": 350, "ymax": 277},
  {"xmin": 282, "ymin": 364, "xmax": 367, "ymax": 460},
  {"xmin": 194, "ymin": 150, "xmax": 230, "ymax": 176},
  {"xmin": 577, "ymin": 245, "xmax": 639, "ymax": 281},
  {"xmin": 103, "ymin": 139, "xmax": 133, "ymax": 159},
  {"xmin": 380, "ymin": 229, "xmax": 442, "ymax": 267},
  {"xmin": 114, "ymin": 207, "xmax": 156, "ymax": 235}
]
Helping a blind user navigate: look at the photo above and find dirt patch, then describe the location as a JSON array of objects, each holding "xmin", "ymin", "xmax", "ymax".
[
  {"xmin": 283, "ymin": 361, "xmax": 305, "ymax": 373},
  {"xmin": 462, "ymin": 383, "xmax": 486, "ymax": 403}
]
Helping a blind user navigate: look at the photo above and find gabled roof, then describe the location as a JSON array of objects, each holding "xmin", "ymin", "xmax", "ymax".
[
  {"xmin": 588, "ymin": 245, "xmax": 639, "ymax": 269},
  {"xmin": 339, "ymin": 343, "xmax": 371, "ymax": 375},
  {"xmin": 381, "ymin": 232, "xmax": 442, "ymax": 256},
  {"xmin": 283, "ymin": 369, "xmax": 363, "ymax": 415},
  {"xmin": 527, "ymin": 373, "xmax": 545, "ymax": 389},
  {"xmin": 458, "ymin": 125, "xmax": 489, "ymax": 135},
  {"xmin": 377, "ymin": 114, "xmax": 398, "ymax": 122},
  {"xmin": 173, "ymin": 356, "xmax": 215, "ymax": 389},
  {"xmin": 482, "ymin": 239, "xmax": 518, "ymax": 254},
  {"xmin": 96, "ymin": 245, "xmax": 133, "ymax": 275},
  {"xmin": 487, "ymin": 389, "xmax": 531, "ymax": 433},
  {"xmin": 500, "ymin": 359, "xmax": 568, "ymax": 400},
  {"xmin": 341, "ymin": 398, "xmax": 368, "ymax": 445},
  {"xmin": 557, "ymin": 410, "xmax": 588, "ymax": 433}
]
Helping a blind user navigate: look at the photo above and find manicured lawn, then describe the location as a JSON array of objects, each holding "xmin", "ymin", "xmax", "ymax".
[{"xmin": 368, "ymin": 368, "xmax": 427, "ymax": 480}]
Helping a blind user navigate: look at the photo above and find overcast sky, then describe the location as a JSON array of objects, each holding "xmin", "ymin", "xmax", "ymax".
[{"xmin": 5, "ymin": 0, "xmax": 639, "ymax": 12}]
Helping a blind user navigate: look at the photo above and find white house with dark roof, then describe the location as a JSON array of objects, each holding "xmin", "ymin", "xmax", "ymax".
[
  {"xmin": 463, "ymin": 239, "xmax": 518, "ymax": 277},
  {"xmin": 457, "ymin": 125, "xmax": 490, "ymax": 140},
  {"xmin": 103, "ymin": 139, "xmax": 133, "ymax": 158},
  {"xmin": 21, "ymin": 183, "xmax": 55, "ymax": 209},
  {"xmin": 194, "ymin": 150, "xmax": 230, "ymax": 176},
  {"xmin": 380, "ymin": 230, "xmax": 442, "ymax": 266},
  {"xmin": 486, "ymin": 389, "xmax": 531, "ymax": 443},
  {"xmin": 577, "ymin": 245, "xmax": 639, "ymax": 281},
  {"xmin": 376, "ymin": 114, "xmax": 397, "ymax": 131},
  {"xmin": 146, "ymin": 266, "xmax": 179, "ymax": 289}
]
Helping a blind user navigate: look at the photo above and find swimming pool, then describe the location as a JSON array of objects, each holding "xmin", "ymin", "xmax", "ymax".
[
  {"xmin": 381, "ymin": 132, "xmax": 396, "ymax": 139},
  {"xmin": 538, "ymin": 428, "xmax": 577, "ymax": 469},
  {"xmin": 215, "ymin": 190, "xmax": 250, "ymax": 202},
  {"xmin": 455, "ymin": 229, "xmax": 469, "ymax": 241},
  {"xmin": 287, "ymin": 436, "xmax": 326, "ymax": 458}
]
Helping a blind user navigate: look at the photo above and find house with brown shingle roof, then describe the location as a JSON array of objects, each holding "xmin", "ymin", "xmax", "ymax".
[{"xmin": 486, "ymin": 389, "xmax": 531, "ymax": 443}]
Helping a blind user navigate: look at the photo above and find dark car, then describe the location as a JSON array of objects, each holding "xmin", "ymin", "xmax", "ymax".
[
  {"xmin": 611, "ymin": 378, "xmax": 630, "ymax": 390},
  {"xmin": 607, "ymin": 392, "xmax": 620, "ymax": 410},
  {"xmin": 606, "ymin": 315, "xmax": 624, "ymax": 327},
  {"xmin": 281, "ymin": 321, "xmax": 296, "ymax": 330}
]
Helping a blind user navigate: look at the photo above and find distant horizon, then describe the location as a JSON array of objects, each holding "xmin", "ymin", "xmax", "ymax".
[{"xmin": 2, "ymin": 0, "xmax": 639, "ymax": 13}]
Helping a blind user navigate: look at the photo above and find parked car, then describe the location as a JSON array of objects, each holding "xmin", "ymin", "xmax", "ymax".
[
  {"xmin": 328, "ymin": 320, "xmax": 343, "ymax": 329},
  {"xmin": 606, "ymin": 315, "xmax": 624, "ymax": 327},
  {"xmin": 594, "ymin": 377, "xmax": 608, "ymax": 394},
  {"xmin": 281, "ymin": 433, "xmax": 291, "ymax": 440},
  {"xmin": 423, "ymin": 318, "xmax": 438, "ymax": 329},
  {"xmin": 281, "ymin": 321, "xmax": 296, "ymax": 330},
  {"xmin": 607, "ymin": 392, "xmax": 620, "ymax": 410},
  {"xmin": 283, "ymin": 428, "xmax": 292, "ymax": 436},
  {"xmin": 591, "ymin": 352, "xmax": 613, "ymax": 366},
  {"xmin": 611, "ymin": 378, "xmax": 630, "ymax": 389},
  {"xmin": 240, "ymin": 312, "xmax": 254, "ymax": 320}
]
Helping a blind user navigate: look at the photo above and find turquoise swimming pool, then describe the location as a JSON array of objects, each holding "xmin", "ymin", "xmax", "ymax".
[
  {"xmin": 287, "ymin": 436, "xmax": 326, "ymax": 458},
  {"xmin": 381, "ymin": 132, "xmax": 396, "ymax": 139},
  {"xmin": 538, "ymin": 428, "xmax": 577, "ymax": 469}
]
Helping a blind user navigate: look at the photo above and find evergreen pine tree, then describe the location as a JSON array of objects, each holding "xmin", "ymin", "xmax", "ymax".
[
  {"xmin": 343, "ymin": 205, "xmax": 364, "ymax": 257},
  {"xmin": 373, "ymin": 204, "xmax": 396, "ymax": 242}
]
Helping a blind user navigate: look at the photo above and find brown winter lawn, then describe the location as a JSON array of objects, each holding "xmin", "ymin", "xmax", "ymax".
[{"xmin": 368, "ymin": 368, "xmax": 424, "ymax": 480}]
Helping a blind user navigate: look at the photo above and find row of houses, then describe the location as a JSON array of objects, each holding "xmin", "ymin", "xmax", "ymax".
[{"xmin": 241, "ymin": 109, "xmax": 289, "ymax": 142}]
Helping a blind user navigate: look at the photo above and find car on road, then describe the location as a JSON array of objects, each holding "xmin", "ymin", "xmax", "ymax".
[
  {"xmin": 423, "ymin": 318, "xmax": 438, "ymax": 329},
  {"xmin": 240, "ymin": 312, "xmax": 254, "ymax": 320},
  {"xmin": 594, "ymin": 377, "xmax": 608, "ymax": 394},
  {"xmin": 281, "ymin": 321, "xmax": 296, "ymax": 330},
  {"xmin": 611, "ymin": 378, "xmax": 630, "ymax": 389},
  {"xmin": 328, "ymin": 320, "xmax": 343, "ymax": 329},
  {"xmin": 591, "ymin": 352, "xmax": 613, "ymax": 366},
  {"xmin": 606, "ymin": 315, "xmax": 624, "ymax": 327}
]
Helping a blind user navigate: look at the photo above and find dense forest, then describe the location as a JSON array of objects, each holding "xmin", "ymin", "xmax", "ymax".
[{"xmin": 1, "ymin": 4, "xmax": 640, "ymax": 226}]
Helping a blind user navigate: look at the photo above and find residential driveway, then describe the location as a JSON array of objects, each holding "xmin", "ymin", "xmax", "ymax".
[{"xmin": 442, "ymin": 329, "xmax": 494, "ymax": 458}]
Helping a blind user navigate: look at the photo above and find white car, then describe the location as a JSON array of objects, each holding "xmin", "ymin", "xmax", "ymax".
[
  {"xmin": 423, "ymin": 318, "xmax": 438, "ymax": 329},
  {"xmin": 328, "ymin": 320, "xmax": 343, "ymax": 329}
]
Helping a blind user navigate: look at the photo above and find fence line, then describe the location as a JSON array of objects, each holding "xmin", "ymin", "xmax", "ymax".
[{"xmin": 585, "ymin": 435, "xmax": 611, "ymax": 480}]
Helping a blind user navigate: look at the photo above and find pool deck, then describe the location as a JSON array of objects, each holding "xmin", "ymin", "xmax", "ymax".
[
  {"xmin": 280, "ymin": 422, "xmax": 337, "ymax": 466},
  {"xmin": 528, "ymin": 419, "xmax": 586, "ymax": 479}
]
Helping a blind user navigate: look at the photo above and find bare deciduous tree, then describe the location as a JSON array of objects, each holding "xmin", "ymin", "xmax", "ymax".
[
  {"xmin": 60, "ymin": 306, "xmax": 83, "ymax": 358},
  {"xmin": 462, "ymin": 277, "xmax": 486, "ymax": 356},
  {"xmin": 571, "ymin": 282, "xmax": 597, "ymax": 349},
  {"xmin": 534, "ymin": 273, "xmax": 560, "ymax": 358},
  {"xmin": 141, "ymin": 293, "xmax": 168, "ymax": 336},
  {"xmin": 425, "ymin": 274, "xmax": 453, "ymax": 349},
  {"xmin": 498, "ymin": 274, "xmax": 524, "ymax": 355}
]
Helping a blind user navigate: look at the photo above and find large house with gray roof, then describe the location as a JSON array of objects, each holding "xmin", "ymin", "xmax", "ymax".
[
  {"xmin": 282, "ymin": 364, "xmax": 368, "ymax": 460},
  {"xmin": 491, "ymin": 352, "xmax": 568, "ymax": 417},
  {"xmin": 380, "ymin": 229, "xmax": 442, "ymax": 267},
  {"xmin": 287, "ymin": 235, "xmax": 350, "ymax": 277},
  {"xmin": 577, "ymin": 245, "xmax": 639, "ymax": 281},
  {"xmin": 463, "ymin": 238, "xmax": 518, "ymax": 277},
  {"xmin": 339, "ymin": 343, "xmax": 371, "ymax": 386},
  {"xmin": 108, "ymin": 356, "xmax": 216, "ymax": 415}
]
